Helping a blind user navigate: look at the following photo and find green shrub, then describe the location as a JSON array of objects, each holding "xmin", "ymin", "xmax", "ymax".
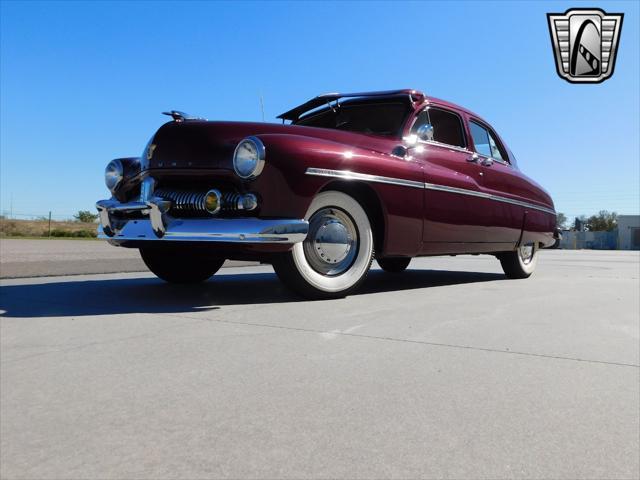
[
  {"xmin": 72, "ymin": 230, "xmax": 96, "ymax": 238},
  {"xmin": 49, "ymin": 228, "xmax": 96, "ymax": 238}
]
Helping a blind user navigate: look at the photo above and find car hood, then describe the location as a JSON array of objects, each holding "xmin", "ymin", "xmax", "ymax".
[{"xmin": 145, "ymin": 121, "xmax": 400, "ymax": 170}]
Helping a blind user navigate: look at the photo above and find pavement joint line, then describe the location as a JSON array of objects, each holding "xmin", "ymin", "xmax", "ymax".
[
  {"xmin": 0, "ymin": 317, "xmax": 203, "ymax": 364},
  {"xmin": 3, "ymin": 291, "xmax": 638, "ymax": 369},
  {"xmin": 0, "ymin": 262, "xmax": 258, "ymax": 280},
  {"xmin": 1, "ymin": 317, "xmax": 279, "ymax": 364},
  {"xmin": 161, "ymin": 312, "xmax": 640, "ymax": 369}
]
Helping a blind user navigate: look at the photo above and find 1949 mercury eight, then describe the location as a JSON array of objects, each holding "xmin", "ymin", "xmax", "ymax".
[{"xmin": 97, "ymin": 89, "xmax": 558, "ymax": 298}]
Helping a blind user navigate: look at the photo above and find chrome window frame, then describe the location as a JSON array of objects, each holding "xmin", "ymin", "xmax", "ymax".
[
  {"xmin": 468, "ymin": 118, "xmax": 511, "ymax": 166},
  {"xmin": 408, "ymin": 106, "xmax": 469, "ymax": 150}
]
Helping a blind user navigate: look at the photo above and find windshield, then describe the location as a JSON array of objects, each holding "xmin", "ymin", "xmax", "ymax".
[{"xmin": 294, "ymin": 101, "xmax": 411, "ymax": 137}]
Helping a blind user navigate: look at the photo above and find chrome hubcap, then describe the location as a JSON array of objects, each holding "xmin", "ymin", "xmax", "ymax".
[
  {"xmin": 303, "ymin": 208, "xmax": 358, "ymax": 276},
  {"xmin": 519, "ymin": 243, "xmax": 535, "ymax": 265}
]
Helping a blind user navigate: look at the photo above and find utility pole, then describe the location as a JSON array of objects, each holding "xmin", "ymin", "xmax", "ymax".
[{"xmin": 48, "ymin": 211, "xmax": 52, "ymax": 238}]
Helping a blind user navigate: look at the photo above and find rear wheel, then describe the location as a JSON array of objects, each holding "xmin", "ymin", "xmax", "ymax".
[
  {"xmin": 273, "ymin": 191, "xmax": 374, "ymax": 299},
  {"xmin": 377, "ymin": 257, "xmax": 411, "ymax": 273},
  {"xmin": 499, "ymin": 242, "xmax": 539, "ymax": 279},
  {"xmin": 140, "ymin": 248, "xmax": 225, "ymax": 284}
]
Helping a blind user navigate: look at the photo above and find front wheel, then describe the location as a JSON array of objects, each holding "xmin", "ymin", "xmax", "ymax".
[
  {"xmin": 377, "ymin": 257, "xmax": 411, "ymax": 273},
  {"xmin": 273, "ymin": 191, "xmax": 374, "ymax": 299},
  {"xmin": 499, "ymin": 242, "xmax": 539, "ymax": 279},
  {"xmin": 140, "ymin": 248, "xmax": 225, "ymax": 284}
]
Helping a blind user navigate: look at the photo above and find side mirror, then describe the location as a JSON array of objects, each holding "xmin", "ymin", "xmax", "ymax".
[{"xmin": 416, "ymin": 123, "xmax": 434, "ymax": 142}]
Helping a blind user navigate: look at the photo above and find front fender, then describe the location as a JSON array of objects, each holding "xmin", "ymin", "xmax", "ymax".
[{"xmin": 252, "ymin": 134, "xmax": 424, "ymax": 256}]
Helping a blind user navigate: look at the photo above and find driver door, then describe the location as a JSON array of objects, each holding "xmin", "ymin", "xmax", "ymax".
[{"xmin": 409, "ymin": 106, "xmax": 491, "ymax": 245}]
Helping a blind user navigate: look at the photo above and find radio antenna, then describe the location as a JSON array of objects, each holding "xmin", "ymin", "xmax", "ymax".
[{"xmin": 259, "ymin": 93, "xmax": 265, "ymax": 122}]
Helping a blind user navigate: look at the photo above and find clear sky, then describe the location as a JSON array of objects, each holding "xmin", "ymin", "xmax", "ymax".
[{"xmin": 1, "ymin": 0, "xmax": 638, "ymax": 221}]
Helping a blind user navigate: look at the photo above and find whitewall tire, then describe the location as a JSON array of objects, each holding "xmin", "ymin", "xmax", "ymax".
[
  {"xmin": 273, "ymin": 191, "xmax": 374, "ymax": 299},
  {"xmin": 499, "ymin": 242, "xmax": 539, "ymax": 279}
]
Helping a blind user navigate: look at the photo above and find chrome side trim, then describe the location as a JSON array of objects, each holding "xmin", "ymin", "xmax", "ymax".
[
  {"xmin": 423, "ymin": 182, "xmax": 488, "ymax": 199},
  {"xmin": 305, "ymin": 168, "xmax": 556, "ymax": 215},
  {"xmin": 424, "ymin": 183, "xmax": 556, "ymax": 215},
  {"xmin": 305, "ymin": 168, "xmax": 424, "ymax": 189}
]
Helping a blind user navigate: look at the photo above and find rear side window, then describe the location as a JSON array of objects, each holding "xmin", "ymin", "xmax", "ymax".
[
  {"xmin": 469, "ymin": 120, "xmax": 507, "ymax": 161},
  {"xmin": 411, "ymin": 107, "xmax": 466, "ymax": 148}
]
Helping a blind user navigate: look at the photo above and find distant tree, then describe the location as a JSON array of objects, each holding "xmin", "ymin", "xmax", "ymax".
[
  {"xmin": 586, "ymin": 210, "xmax": 618, "ymax": 232},
  {"xmin": 556, "ymin": 212, "xmax": 568, "ymax": 229},
  {"xmin": 574, "ymin": 215, "xmax": 588, "ymax": 231},
  {"xmin": 74, "ymin": 210, "xmax": 98, "ymax": 223}
]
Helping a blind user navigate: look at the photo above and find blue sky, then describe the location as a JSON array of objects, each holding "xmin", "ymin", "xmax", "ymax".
[{"xmin": 1, "ymin": 0, "xmax": 638, "ymax": 221}]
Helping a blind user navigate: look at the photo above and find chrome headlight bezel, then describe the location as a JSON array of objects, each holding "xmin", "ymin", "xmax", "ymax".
[
  {"xmin": 233, "ymin": 136, "xmax": 266, "ymax": 180},
  {"xmin": 105, "ymin": 159, "xmax": 124, "ymax": 193}
]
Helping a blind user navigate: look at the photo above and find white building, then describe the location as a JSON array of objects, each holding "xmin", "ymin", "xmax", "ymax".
[{"xmin": 617, "ymin": 215, "xmax": 640, "ymax": 250}]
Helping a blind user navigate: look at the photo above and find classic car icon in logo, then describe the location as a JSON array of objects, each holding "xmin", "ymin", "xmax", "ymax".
[{"xmin": 547, "ymin": 8, "xmax": 623, "ymax": 83}]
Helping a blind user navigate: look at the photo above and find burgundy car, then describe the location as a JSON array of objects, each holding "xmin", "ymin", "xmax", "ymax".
[{"xmin": 97, "ymin": 89, "xmax": 558, "ymax": 298}]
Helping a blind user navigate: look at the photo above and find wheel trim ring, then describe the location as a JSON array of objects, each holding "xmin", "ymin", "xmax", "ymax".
[
  {"xmin": 303, "ymin": 207, "xmax": 359, "ymax": 276},
  {"xmin": 518, "ymin": 243, "xmax": 535, "ymax": 265}
]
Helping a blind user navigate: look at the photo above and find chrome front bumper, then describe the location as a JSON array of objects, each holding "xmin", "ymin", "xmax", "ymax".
[{"xmin": 96, "ymin": 198, "xmax": 308, "ymax": 244}]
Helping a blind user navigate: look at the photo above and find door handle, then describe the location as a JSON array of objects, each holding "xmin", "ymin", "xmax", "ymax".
[
  {"xmin": 482, "ymin": 157, "xmax": 494, "ymax": 166},
  {"xmin": 466, "ymin": 153, "xmax": 479, "ymax": 163}
]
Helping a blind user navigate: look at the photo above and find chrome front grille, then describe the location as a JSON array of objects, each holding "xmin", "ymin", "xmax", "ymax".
[
  {"xmin": 154, "ymin": 188, "xmax": 213, "ymax": 213},
  {"xmin": 153, "ymin": 187, "xmax": 257, "ymax": 215},
  {"xmin": 221, "ymin": 192, "xmax": 243, "ymax": 211}
]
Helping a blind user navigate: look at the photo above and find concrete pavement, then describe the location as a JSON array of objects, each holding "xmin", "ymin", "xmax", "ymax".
[
  {"xmin": 0, "ymin": 239, "xmax": 255, "ymax": 278},
  {"xmin": 1, "ymin": 250, "xmax": 638, "ymax": 478}
]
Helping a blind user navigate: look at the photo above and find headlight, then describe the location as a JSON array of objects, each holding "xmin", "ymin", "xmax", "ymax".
[
  {"xmin": 105, "ymin": 159, "xmax": 124, "ymax": 192},
  {"xmin": 233, "ymin": 136, "xmax": 265, "ymax": 179}
]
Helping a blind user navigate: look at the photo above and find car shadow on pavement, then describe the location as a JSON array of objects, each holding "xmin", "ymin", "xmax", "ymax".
[{"xmin": 0, "ymin": 269, "xmax": 504, "ymax": 318}]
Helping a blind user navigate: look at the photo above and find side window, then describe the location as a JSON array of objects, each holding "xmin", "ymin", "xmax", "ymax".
[
  {"xmin": 469, "ymin": 120, "xmax": 507, "ymax": 161},
  {"xmin": 469, "ymin": 122, "xmax": 491, "ymax": 157},
  {"xmin": 488, "ymin": 134, "xmax": 505, "ymax": 161},
  {"xmin": 430, "ymin": 108, "xmax": 465, "ymax": 148},
  {"xmin": 410, "ymin": 107, "xmax": 466, "ymax": 148}
]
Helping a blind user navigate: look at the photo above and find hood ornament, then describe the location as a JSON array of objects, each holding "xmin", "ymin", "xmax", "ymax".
[{"xmin": 162, "ymin": 110, "xmax": 206, "ymax": 122}]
